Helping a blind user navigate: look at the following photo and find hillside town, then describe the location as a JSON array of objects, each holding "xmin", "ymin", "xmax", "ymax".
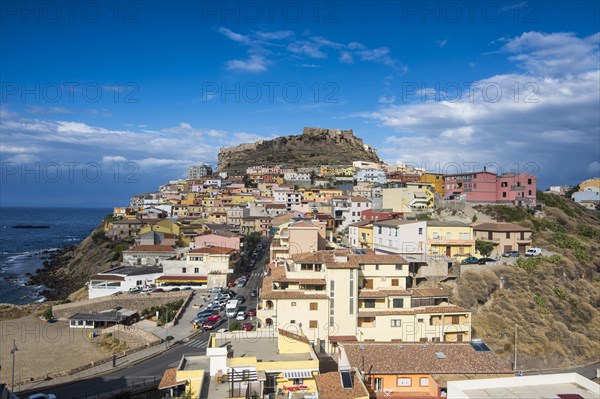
[{"xmin": 11, "ymin": 158, "xmax": 594, "ymax": 399}]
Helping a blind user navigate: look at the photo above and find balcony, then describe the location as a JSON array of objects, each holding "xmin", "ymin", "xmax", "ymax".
[
  {"xmin": 427, "ymin": 239, "xmax": 474, "ymax": 246},
  {"xmin": 510, "ymin": 185, "xmax": 525, "ymax": 191}
]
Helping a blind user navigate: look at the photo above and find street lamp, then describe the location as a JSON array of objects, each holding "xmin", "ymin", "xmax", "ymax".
[{"xmin": 10, "ymin": 339, "xmax": 18, "ymax": 392}]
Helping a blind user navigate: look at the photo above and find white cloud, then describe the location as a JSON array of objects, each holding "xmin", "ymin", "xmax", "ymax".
[
  {"xmin": 361, "ymin": 31, "xmax": 600, "ymax": 185},
  {"xmin": 437, "ymin": 39, "xmax": 448, "ymax": 48},
  {"xmin": 225, "ymin": 55, "xmax": 269, "ymax": 73},
  {"xmin": 102, "ymin": 155, "xmax": 128, "ymax": 163},
  {"xmin": 586, "ymin": 161, "xmax": 600, "ymax": 175},
  {"xmin": 217, "ymin": 27, "xmax": 404, "ymax": 73}
]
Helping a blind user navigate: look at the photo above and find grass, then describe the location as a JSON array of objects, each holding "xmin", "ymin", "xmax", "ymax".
[{"xmin": 451, "ymin": 195, "xmax": 600, "ymax": 368}]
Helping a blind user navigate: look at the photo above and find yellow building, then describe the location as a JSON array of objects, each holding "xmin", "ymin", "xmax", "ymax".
[
  {"xmin": 382, "ymin": 183, "xmax": 435, "ymax": 213},
  {"xmin": 231, "ymin": 193, "xmax": 256, "ymax": 205},
  {"xmin": 580, "ymin": 177, "xmax": 600, "ymax": 191},
  {"xmin": 349, "ymin": 221, "xmax": 374, "ymax": 249},
  {"xmin": 426, "ymin": 221, "xmax": 475, "ymax": 259},
  {"xmin": 205, "ymin": 329, "xmax": 320, "ymax": 398},
  {"xmin": 158, "ymin": 361, "xmax": 205, "ymax": 398},
  {"xmin": 420, "ymin": 172, "xmax": 445, "ymax": 194},
  {"xmin": 139, "ymin": 219, "xmax": 181, "ymax": 236}
]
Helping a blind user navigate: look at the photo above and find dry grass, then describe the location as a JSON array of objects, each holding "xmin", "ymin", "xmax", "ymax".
[
  {"xmin": 451, "ymin": 195, "xmax": 600, "ymax": 369},
  {"xmin": 97, "ymin": 332, "xmax": 128, "ymax": 353}
]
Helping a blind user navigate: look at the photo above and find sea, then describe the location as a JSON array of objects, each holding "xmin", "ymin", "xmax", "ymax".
[{"xmin": 0, "ymin": 207, "xmax": 110, "ymax": 304}]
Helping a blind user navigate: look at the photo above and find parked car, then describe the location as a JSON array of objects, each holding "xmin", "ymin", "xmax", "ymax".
[
  {"xmin": 27, "ymin": 394, "xmax": 57, "ymax": 399},
  {"xmin": 238, "ymin": 281, "xmax": 247, "ymax": 288},
  {"xmin": 250, "ymin": 289, "xmax": 258, "ymax": 297},
  {"xmin": 525, "ymin": 247, "xmax": 542, "ymax": 257},
  {"xmin": 203, "ymin": 320, "xmax": 219, "ymax": 330},
  {"xmin": 151, "ymin": 288, "xmax": 164, "ymax": 293},
  {"xmin": 217, "ymin": 328, "xmax": 228, "ymax": 333},
  {"xmin": 237, "ymin": 295, "xmax": 245, "ymax": 303},
  {"xmin": 242, "ymin": 322, "xmax": 253, "ymax": 331},
  {"xmin": 208, "ymin": 287, "xmax": 223, "ymax": 293},
  {"xmin": 478, "ymin": 257, "xmax": 496, "ymax": 264},
  {"xmin": 236, "ymin": 306, "xmax": 247, "ymax": 321},
  {"xmin": 227, "ymin": 282, "xmax": 236, "ymax": 288},
  {"xmin": 247, "ymin": 308, "xmax": 256, "ymax": 317},
  {"xmin": 502, "ymin": 250, "xmax": 520, "ymax": 257},
  {"xmin": 460, "ymin": 257, "xmax": 479, "ymax": 264},
  {"xmin": 169, "ymin": 287, "xmax": 181, "ymax": 292}
]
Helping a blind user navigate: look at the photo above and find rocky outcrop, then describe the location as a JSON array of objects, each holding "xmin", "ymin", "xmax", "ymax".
[{"xmin": 218, "ymin": 127, "xmax": 381, "ymax": 175}]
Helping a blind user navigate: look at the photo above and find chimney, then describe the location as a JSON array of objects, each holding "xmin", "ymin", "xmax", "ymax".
[{"xmin": 483, "ymin": 166, "xmax": 487, "ymax": 172}]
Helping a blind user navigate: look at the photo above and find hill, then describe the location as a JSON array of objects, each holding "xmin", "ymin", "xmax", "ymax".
[
  {"xmin": 447, "ymin": 193, "xmax": 600, "ymax": 369},
  {"xmin": 217, "ymin": 127, "xmax": 381, "ymax": 175}
]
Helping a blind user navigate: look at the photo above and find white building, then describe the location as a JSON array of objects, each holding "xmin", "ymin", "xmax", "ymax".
[
  {"xmin": 122, "ymin": 245, "xmax": 177, "ymax": 266},
  {"xmin": 373, "ymin": 219, "xmax": 427, "ymax": 259},
  {"xmin": 355, "ymin": 168, "xmax": 386, "ymax": 185},
  {"xmin": 332, "ymin": 196, "xmax": 373, "ymax": 231},
  {"xmin": 448, "ymin": 373, "xmax": 599, "ymax": 399},
  {"xmin": 88, "ymin": 266, "xmax": 163, "ymax": 299}
]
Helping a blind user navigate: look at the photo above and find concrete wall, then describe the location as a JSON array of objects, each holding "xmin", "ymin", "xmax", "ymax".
[{"xmin": 53, "ymin": 291, "xmax": 191, "ymax": 319}]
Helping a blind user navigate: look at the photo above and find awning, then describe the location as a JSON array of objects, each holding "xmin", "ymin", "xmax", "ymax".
[
  {"xmin": 156, "ymin": 275, "xmax": 207, "ymax": 283},
  {"xmin": 283, "ymin": 370, "xmax": 314, "ymax": 379}
]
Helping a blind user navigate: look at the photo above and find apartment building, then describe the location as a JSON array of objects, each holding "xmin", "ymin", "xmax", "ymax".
[
  {"xmin": 426, "ymin": 221, "xmax": 475, "ymax": 259},
  {"xmin": 270, "ymin": 219, "xmax": 327, "ymax": 262},
  {"xmin": 355, "ymin": 168, "xmax": 387, "ymax": 185},
  {"xmin": 382, "ymin": 183, "xmax": 435, "ymax": 213},
  {"xmin": 332, "ymin": 196, "xmax": 373, "ymax": 231},
  {"xmin": 373, "ymin": 220, "xmax": 427, "ymax": 260},
  {"xmin": 257, "ymin": 249, "xmax": 471, "ymax": 354},
  {"xmin": 183, "ymin": 246, "xmax": 240, "ymax": 288},
  {"xmin": 472, "ymin": 222, "xmax": 533, "ymax": 256}
]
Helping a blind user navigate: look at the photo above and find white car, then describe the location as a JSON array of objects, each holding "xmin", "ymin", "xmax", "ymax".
[
  {"xmin": 236, "ymin": 310, "xmax": 247, "ymax": 321},
  {"xmin": 524, "ymin": 247, "xmax": 542, "ymax": 257},
  {"xmin": 27, "ymin": 394, "xmax": 57, "ymax": 399}
]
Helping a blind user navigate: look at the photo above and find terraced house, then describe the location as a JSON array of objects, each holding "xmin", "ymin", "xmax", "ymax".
[{"xmin": 257, "ymin": 249, "xmax": 471, "ymax": 354}]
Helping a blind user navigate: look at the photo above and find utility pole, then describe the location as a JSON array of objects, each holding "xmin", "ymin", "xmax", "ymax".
[
  {"xmin": 165, "ymin": 305, "xmax": 169, "ymax": 349},
  {"xmin": 514, "ymin": 323, "xmax": 518, "ymax": 371},
  {"xmin": 10, "ymin": 339, "xmax": 18, "ymax": 392}
]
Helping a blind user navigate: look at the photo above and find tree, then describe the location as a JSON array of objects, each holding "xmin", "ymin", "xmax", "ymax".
[
  {"xmin": 475, "ymin": 239, "xmax": 496, "ymax": 257},
  {"xmin": 472, "ymin": 214, "xmax": 478, "ymax": 223},
  {"xmin": 178, "ymin": 386, "xmax": 195, "ymax": 399}
]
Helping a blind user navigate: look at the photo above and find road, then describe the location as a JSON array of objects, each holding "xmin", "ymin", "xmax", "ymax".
[{"xmin": 18, "ymin": 242, "xmax": 269, "ymax": 399}]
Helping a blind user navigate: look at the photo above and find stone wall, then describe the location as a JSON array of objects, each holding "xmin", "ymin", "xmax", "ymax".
[{"xmin": 53, "ymin": 291, "xmax": 192, "ymax": 319}]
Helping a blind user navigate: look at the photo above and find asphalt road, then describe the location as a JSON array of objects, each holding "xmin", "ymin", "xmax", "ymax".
[{"xmin": 18, "ymin": 242, "xmax": 268, "ymax": 399}]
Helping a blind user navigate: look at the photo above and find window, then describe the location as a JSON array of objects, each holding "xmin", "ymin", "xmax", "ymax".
[
  {"xmin": 388, "ymin": 239, "xmax": 393, "ymax": 247},
  {"xmin": 375, "ymin": 264, "xmax": 379, "ymax": 271},
  {"xmin": 310, "ymin": 302, "xmax": 318, "ymax": 311},
  {"xmin": 452, "ymin": 315, "xmax": 460, "ymax": 324},
  {"xmin": 528, "ymin": 190, "xmax": 532, "ymax": 195},
  {"xmin": 506, "ymin": 232, "xmax": 511, "ymax": 239},
  {"xmin": 420, "ymin": 377, "xmax": 429, "ymax": 386},
  {"xmin": 349, "ymin": 299, "xmax": 353, "ymax": 314},
  {"xmin": 392, "ymin": 298, "xmax": 404, "ymax": 308},
  {"xmin": 397, "ymin": 377, "xmax": 411, "ymax": 387},
  {"xmin": 182, "ymin": 267, "xmax": 187, "ymax": 274},
  {"xmin": 418, "ymin": 228, "xmax": 423, "ymax": 235},
  {"xmin": 194, "ymin": 267, "xmax": 199, "ymax": 274},
  {"xmin": 291, "ymin": 302, "xmax": 296, "ymax": 306},
  {"xmin": 309, "ymin": 320, "xmax": 318, "ymax": 329},
  {"xmin": 417, "ymin": 318, "xmax": 424, "ymax": 323},
  {"xmin": 293, "ymin": 378, "xmax": 304, "ymax": 385},
  {"xmin": 364, "ymin": 299, "xmax": 376, "ymax": 308},
  {"xmin": 391, "ymin": 278, "xmax": 399, "ymax": 286},
  {"xmin": 488, "ymin": 231, "xmax": 493, "ymax": 240},
  {"xmin": 520, "ymin": 232, "xmax": 525, "ymax": 240},
  {"xmin": 330, "ymin": 281, "xmax": 335, "ymax": 290},
  {"xmin": 377, "ymin": 226, "xmax": 382, "ymax": 234},
  {"xmin": 395, "ymin": 264, "xmax": 403, "ymax": 271},
  {"xmin": 502, "ymin": 192, "xmax": 507, "ymax": 198},
  {"xmin": 290, "ymin": 320, "xmax": 296, "ymax": 324},
  {"xmin": 528, "ymin": 178, "xmax": 532, "ymax": 184},
  {"xmin": 501, "ymin": 182, "xmax": 508, "ymax": 187},
  {"xmin": 391, "ymin": 319, "xmax": 401, "ymax": 327}
]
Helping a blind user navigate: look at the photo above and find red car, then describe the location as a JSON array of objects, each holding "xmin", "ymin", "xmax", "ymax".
[
  {"xmin": 247, "ymin": 308, "xmax": 256, "ymax": 317},
  {"xmin": 227, "ymin": 282, "xmax": 236, "ymax": 288},
  {"xmin": 207, "ymin": 314, "xmax": 221, "ymax": 323},
  {"xmin": 242, "ymin": 322, "xmax": 253, "ymax": 331}
]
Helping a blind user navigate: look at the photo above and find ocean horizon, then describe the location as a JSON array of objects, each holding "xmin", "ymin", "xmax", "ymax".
[{"xmin": 0, "ymin": 207, "xmax": 111, "ymax": 304}]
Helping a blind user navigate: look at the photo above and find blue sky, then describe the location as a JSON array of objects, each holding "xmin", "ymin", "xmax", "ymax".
[{"xmin": 1, "ymin": 0, "xmax": 599, "ymax": 207}]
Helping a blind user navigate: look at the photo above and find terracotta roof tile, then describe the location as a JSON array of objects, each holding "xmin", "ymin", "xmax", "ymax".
[
  {"xmin": 342, "ymin": 342, "xmax": 512, "ymax": 374},
  {"xmin": 158, "ymin": 367, "xmax": 183, "ymax": 389},
  {"xmin": 315, "ymin": 371, "xmax": 369, "ymax": 399}
]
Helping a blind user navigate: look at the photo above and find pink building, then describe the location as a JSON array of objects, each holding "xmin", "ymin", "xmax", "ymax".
[
  {"xmin": 495, "ymin": 173, "xmax": 537, "ymax": 205},
  {"xmin": 444, "ymin": 170, "xmax": 536, "ymax": 206},
  {"xmin": 193, "ymin": 231, "xmax": 242, "ymax": 250}
]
